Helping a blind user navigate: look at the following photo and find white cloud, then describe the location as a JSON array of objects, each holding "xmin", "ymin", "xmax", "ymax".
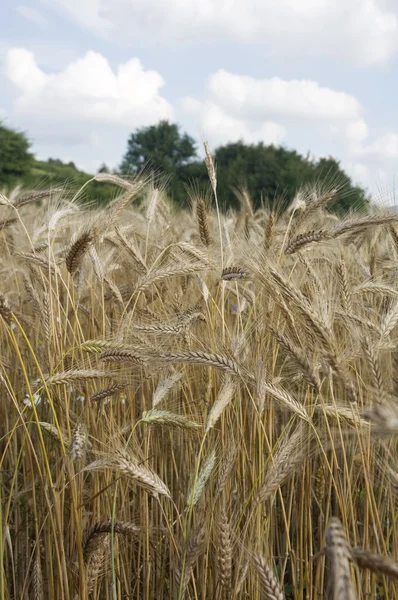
[
  {"xmin": 345, "ymin": 119, "xmax": 369, "ymax": 143},
  {"xmin": 5, "ymin": 48, "xmax": 47, "ymax": 94},
  {"xmin": 344, "ymin": 162, "xmax": 371, "ymax": 187},
  {"xmin": 1, "ymin": 47, "xmax": 173, "ymax": 171},
  {"xmin": 182, "ymin": 70, "xmax": 367, "ymax": 151},
  {"xmin": 360, "ymin": 132, "xmax": 398, "ymax": 159},
  {"xmin": 17, "ymin": 5, "xmax": 48, "ymax": 28},
  {"xmin": 43, "ymin": 0, "xmax": 112, "ymax": 35},
  {"xmin": 181, "ymin": 70, "xmax": 398, "ymax": 195},
  {"xmin": 46, "ymin": 0, "xmax": 398, "ymax": 65},
  {"xmin": 4, "ymin": 48, "xmax": 173, "ymax": 127},
  {"xmin": 182, "ymin": 98, "xmax": 286, "ymax": 148},
  {"xmin": 207, "ymin": 70, "xmax": 363, "ymax": 121},
  {"xmin": 342, "ymin": 162, "xmax": 397, "ymax": 206}
]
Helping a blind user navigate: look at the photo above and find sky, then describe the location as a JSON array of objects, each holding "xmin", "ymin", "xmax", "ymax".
[{"xmin": 1, "ymin": 0, "xmax": 398, "ymax": 204}]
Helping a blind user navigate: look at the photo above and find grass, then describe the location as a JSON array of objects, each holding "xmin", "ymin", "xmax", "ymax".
[{"xmin": 1, "ymin": 170, "xmax": 398, "ymax": 599}]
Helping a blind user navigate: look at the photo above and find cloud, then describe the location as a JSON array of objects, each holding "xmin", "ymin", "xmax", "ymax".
[
  {"xmin": 207, "ymin": 70, "xmax": 363, "ymax": 122},
  {"xmin": 344, "ymin": 162, "xmax": 371, "ymax": 187},
  {"xmin": 344, "ymin": 120, "xmax": 369, "ymax": 143},
  {"xmin": 4, "ymin": 48, "xmax": 173, "ymax": 127},
  {"xmin": 5, "ymin": 48, "xmax": 47, "ymax": 95},
  {"xmin": 182, "ymin": 70, "xmax": 366, "ymax": 151},
  {"xmin": 1, "ymin": 47, "xmax": 173, "ymax": 170},
  {"xmin": 361, "ymin": 132, "xmax": 398, "ymax": 159},
  {"xmin": 43, "ymin": 0, "xmax": 112, "ymax": 35},
  {"xmin": 46, "ymin": 0, "xmax": 398, "ymax": 65},
  {"xmin": 17, "ymin": 5, "xmax": 48, "ymax": 28},
  {"xmin": 182, "ymin": 98, "xmax": 286, "ymax": 148},
  {"xmin": 344, "ymin": 162, "xmax": 396, "ymax": 206},
  {"xmin": 1, "ymin": 45, "xmax": 394, "ymax": 196},
  {"xmin": 181, "ymin": 70, "xmax": 398, "ymax": 196}
]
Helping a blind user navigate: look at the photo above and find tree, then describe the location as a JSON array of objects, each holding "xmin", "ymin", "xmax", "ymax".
[
  {"xmin": 120, "ymin": 121, "xmax": 200, "ymax": 205},
  {"xmin": 213, "ymin": 141, "xmax": 316, "ymax": 211},
  {"xmin": 120, "ymin": 120, "xmax": 198, "ymax": 175},
  {"xmin": 119, "ymin": 122, "xmax": 368, "ymax": 213},
  {"xmin": 313, "ymin": 157, "xmax": 368, "ymax": 215},
  {"xmin": 0, "ymin": 123, "xmax": 32, "ymax": 187},
  {"xmin": 208, "ymin": 141, "xmax": 368, "ymax": 214}
]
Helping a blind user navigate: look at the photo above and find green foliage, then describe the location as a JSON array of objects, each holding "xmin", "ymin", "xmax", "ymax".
[
  {"xmin": 120, "ymin": 120, "xmax": 197, "ymax": 175},
  {"xmin": 0, "ymin": 124, "xmax": 116, "ymax": 204},
  {"xmin": 0, "ymin": 123, "xmax": 33, "ymax": 187},
  {"xmin": 0, "ymin": 121, "xmax": 369, "ymax": 214},
  {"xmin": 120, "ymin": 123, "xmax": 368, "ymax": 214},
  {"xmin": 210, "ymin": 142, "xmax": 368, "ymax": 214},
  {"xmin": 27, "ymin": 158, "xmax": 115, "ymax": 205},
  {"xmin": 313, "ymin": 157, "xmax": 368, "ymax": 215},
  {"xmin": 213, "ymin": 142, "xmax": 314, "ymax": 211},
  {"xmin": 120, "ymin": 120, "xmax": 199, "ymax": 203},
  {"xmin": 29, "ymin": 158, "xmax": 88, "ymax": 187}
]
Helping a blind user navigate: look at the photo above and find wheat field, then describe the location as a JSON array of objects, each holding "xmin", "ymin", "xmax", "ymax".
[{"xmin": 1, "ymin": 166, "xmax": 398, "ymax": 600}]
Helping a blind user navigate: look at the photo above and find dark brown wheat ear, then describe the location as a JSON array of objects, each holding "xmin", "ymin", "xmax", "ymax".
[
  {"xmin": 196, "ymin": 198, "xmax": 211, "ymax": 247},
  {"xmin": 66, "ymin": 229, "xmax": 95, "ymax": 274},
  {"xmin": 31, "ymin": 542, "xmax": 44, "ymax": 600},
  {"xmin": 285, "ymin": 229, "xmax": 328, "ymax": 254},
  {"xmin": 217, "ymin": 507, "xmax": 233, "ymax": 590}
]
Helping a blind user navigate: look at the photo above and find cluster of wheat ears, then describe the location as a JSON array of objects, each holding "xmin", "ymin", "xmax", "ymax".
[{"xmin": 1, "ymin": 154, "xmax": 398, "ymax": 600}]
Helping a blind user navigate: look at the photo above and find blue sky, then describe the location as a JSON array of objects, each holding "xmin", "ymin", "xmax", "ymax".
[{"xmin": 1, "ymin": 0, "xmax": 398, "ymax": 203}]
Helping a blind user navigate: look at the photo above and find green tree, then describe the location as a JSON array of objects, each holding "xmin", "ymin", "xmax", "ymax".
[
  {"xmin": 208, "ymin": 141, "xmax": 368, "ymax": 214},
  {"xmin": 213, "ymin": 141, "xmax": 315, "ymax": 211},
  {"xmin": 120, "ymin": 120, "xmax": 198, "ymax": 174},
  {"xmin": 0, "ymin": 123, "xmax": 32, "ymax": 187},
  {"xmin": 120, "ymin": 121, "xmax": 200, "ymax": 203},
  {"xmin": 313, "ymin": 156, "xmax": 368, "ymax": 215},
  {"xmin": 119, "ymin": 123, "xmax": 369, "ymax": 214}
]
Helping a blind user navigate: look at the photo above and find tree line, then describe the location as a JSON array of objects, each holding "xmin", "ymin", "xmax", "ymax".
[{"xmin": 0, "ymin": 120, "xmax": 368, "ymax": 214}]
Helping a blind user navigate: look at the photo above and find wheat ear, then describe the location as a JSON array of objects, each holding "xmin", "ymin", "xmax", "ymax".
[
  {"xmin": 325, "ymin": 517, "xmax": 357, "ymax": 600},
  {"xmin": 254, "ymin": 554, "xmax": 285, "ymax": 600}
]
